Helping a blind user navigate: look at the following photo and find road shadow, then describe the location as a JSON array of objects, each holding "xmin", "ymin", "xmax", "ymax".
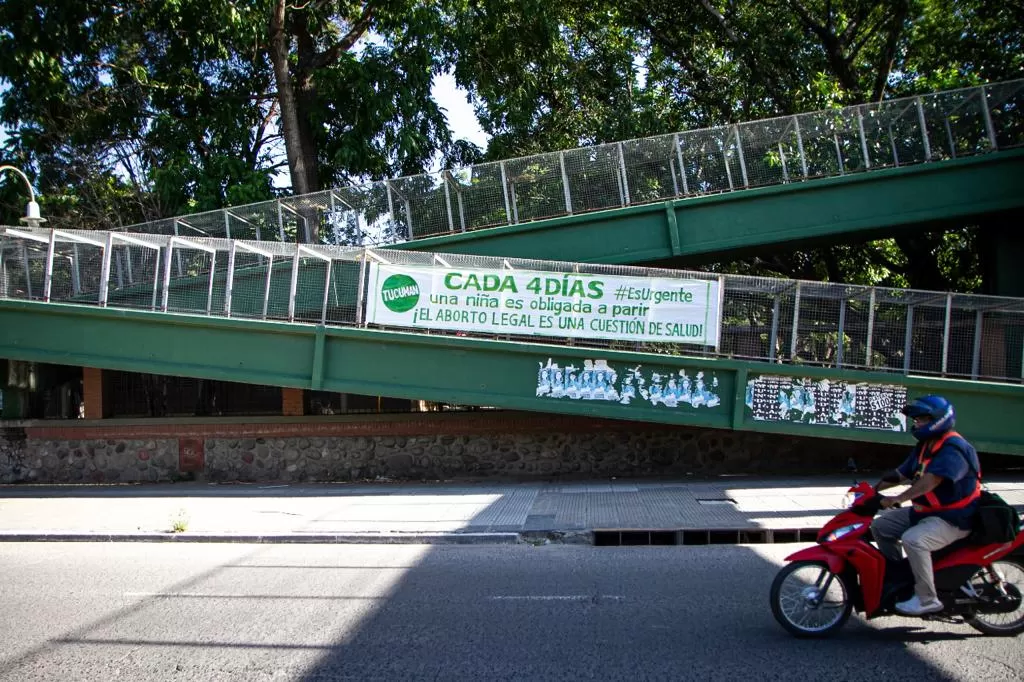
[{"xmin": 2, "ymin": 489, "xmax": 1011, "ymax": 681}]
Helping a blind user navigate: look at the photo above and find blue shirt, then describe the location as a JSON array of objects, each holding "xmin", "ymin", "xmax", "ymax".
[{"xmin": 896, "ymin": 435, "xmax": 980, "ymax": 530}]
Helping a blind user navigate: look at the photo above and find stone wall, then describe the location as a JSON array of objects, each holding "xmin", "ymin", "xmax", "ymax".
[
  {"xmin": 0, "ymin": 413, "xmax": 929, "ymax": 484},
  {"xmin": 0, "ymin": 430, "xmax": 180, "ymax": 484},
  {"xmin": 202, "ymin": 430, "xmax": 897, "ymax": 483}
]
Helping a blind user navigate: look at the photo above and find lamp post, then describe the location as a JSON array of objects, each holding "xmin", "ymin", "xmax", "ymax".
[
  {"xmin": 0, "ymin": 164, "xmax": 46, "ymax": 228},
  {"xmin": 0, "ymin": 164, "xmax": 48, "ymax": 302}
]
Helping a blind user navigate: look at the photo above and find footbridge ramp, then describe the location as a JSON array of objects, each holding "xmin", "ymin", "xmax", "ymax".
[{"xmin": 2, "ymin": 226, "xmax": 1022, "ymax": 454}]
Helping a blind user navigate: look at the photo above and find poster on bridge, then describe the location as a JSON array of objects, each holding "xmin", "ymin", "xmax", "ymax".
[{"xmin": 364, "ymin": 263, "xmax": 722, "ymax": 347}]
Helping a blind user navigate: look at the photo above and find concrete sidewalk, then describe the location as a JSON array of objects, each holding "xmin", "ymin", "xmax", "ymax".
[{"xmin": 2, "ymin": 475, "xmax": 1023, "ymax": 545}]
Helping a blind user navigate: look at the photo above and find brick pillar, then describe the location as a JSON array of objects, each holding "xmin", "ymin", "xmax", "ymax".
[
  {"xmin": 82, "ymin": 367, "xmax": 105, "ymax": 419},
  {"xmin": 282, "ymin": 388, "xmax": 305, "ymax": 416}
]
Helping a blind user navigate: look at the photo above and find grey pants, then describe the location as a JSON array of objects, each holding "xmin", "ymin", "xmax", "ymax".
[{"xmin": 870, "ymin": 507, "xmax": 971, "ymax": 602}]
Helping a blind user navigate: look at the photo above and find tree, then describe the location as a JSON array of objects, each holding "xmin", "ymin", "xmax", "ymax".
[
  {"xmin": 447, "ymin": 0, "xmax": 1021, "ymax": 292},
  {"xmin": 267, "ymin": 0, "xmax": 469, "ymax": 201},
  {"xmin": 447, "ymin": 2, "xmax": 652, "ymax": 158},
  {"xmin": 901, "ymin": 0, "xmax": 1024, "ymax": 91},
  {"xmin": 0, "ymin": 0, "xmax": 279, "ymax": 229},
  {"xmin": 267, "ymin": 1, "xmax": 374, "ymax": 196},
  {"xmin": 1, "ymin": 1, "xmax": 474, "ymax": 237},
  {"xmin": 449, "ymin": 1, "xmax": 921, "ymax": 150}
]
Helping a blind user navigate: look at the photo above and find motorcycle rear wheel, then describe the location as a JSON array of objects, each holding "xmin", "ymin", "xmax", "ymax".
[
  {"xmin": 770, "ymin": 561, "xmax": 853, "ymax": 638},
  {"xmin": 965, "ymin": 558, "xmax": 1024, "ymax": 636}
]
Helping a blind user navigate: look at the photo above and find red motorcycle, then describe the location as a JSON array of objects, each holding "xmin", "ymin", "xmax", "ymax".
[{"xmin": 769, "ymin": 481, "xmax": 1024, "ymax": 637}]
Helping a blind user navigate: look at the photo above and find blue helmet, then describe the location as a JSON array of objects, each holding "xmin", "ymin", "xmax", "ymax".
[{"xmin": 901, "ymin": 395, "xmax": 955, "ymax": 441}]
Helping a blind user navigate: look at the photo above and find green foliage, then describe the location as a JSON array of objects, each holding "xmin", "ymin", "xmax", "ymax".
[
  {"xmin": 0, "ymin": 0, "xmax": 1017, "ymax": 290},
  {"xmin": 902, "ymin": 1, "xmax": 1024, "ymax": 92},
  {"xmin": 0, "ymin": 0, "xmax": 276, "ymax": 227},
  {"xmin": 446, "ymin": 2, "xmax": 651, "ymax": 157},
  {"xmin": 0, "ymin": 0, "xmax": 469, "ymax": 229},
  {"xmin": 446, "ymin": 0, "xmax": 1018, "ymax": 292}
]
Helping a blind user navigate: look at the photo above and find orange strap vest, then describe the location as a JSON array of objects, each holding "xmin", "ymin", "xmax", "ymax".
[{"xmin": 912, "ymin": 430, "xmax": 982, "ymax": 513}]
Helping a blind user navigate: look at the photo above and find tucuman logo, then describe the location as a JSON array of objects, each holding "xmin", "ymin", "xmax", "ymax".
[{"xmin": 381, "ymin": 274, "xmax": 420, "ymax": 313}]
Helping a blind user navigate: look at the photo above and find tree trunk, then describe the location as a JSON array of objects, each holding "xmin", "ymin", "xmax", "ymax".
[
  {"xmin": 268, "ymin": 0, "xmax": 317, "ymax": 198},
  {"xmin": 893, "ymin": 235, "xmax": 948, "ymax": 291}
]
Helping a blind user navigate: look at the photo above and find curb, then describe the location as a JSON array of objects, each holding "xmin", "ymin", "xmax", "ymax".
[
  {"xmin": 0, "ymin": 527, "xmax": 824, "ymax": 546},
  {"xmin": 0, "ymin": 531, "xmax": 523, "ymax": 545}
]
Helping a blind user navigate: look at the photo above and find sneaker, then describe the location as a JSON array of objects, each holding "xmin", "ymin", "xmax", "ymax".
[{"xmin": 895, "ymin": 595, "xmax": 944, "ymax": 616}]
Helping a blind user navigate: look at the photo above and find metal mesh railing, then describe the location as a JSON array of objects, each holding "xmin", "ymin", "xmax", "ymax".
[
  {"xmin": 79, "ymin": 79, "xmax": 1024, "ymax": 248},
  {"xmin": 3, "ymin": 225, "xmax": 1023, "ymax": 384}
]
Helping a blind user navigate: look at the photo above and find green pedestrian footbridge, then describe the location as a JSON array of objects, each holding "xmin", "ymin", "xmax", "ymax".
[
  {"xmin": 1, "ymin": 225, "xmax": 1023, "ymax": 454},
  {"xmin": 2, "ymin": 79, "xmax": 1024, "ymax": 455}
]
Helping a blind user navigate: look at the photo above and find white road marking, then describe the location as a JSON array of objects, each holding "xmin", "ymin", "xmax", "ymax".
[{"xmin": 489, "ymin": 595, "xmax": 625, "ymax": 601}]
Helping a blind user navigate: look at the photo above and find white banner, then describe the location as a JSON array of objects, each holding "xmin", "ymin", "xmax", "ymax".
[{"xmin": 365, "ymin": 264, "xmax": 722, "ymax": 347}]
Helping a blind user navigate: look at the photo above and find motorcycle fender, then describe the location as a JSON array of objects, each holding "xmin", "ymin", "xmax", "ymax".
[{"xmin": 783, "ymin": 546, "xmax": 845, "ymax": 574}]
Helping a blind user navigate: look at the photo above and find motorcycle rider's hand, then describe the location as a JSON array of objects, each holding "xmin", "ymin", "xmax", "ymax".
[{"xmin": 880, "ymin": 496, "xmax": 901, "ymax": 509}]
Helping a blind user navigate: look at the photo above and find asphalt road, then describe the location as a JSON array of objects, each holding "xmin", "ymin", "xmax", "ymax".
[{"xmin": 1, "ymin": 542, "xmax": 1022, "ymax": 681}]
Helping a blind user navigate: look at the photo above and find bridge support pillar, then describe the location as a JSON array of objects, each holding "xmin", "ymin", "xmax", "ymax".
[
  {"xmin": 979, "ymin": 217, "xmax": 1024, "ymax": 380},
  {"xmin": 82, "ymin": 367, "xmax": 107, "ymax": 420},
  {"xmin": 980, "ymin": 219, "xmax": 1024, "ymax": 298},
  {"xmin": 282, "ymin": 388, "xmax": 305, "ymax": 416}
]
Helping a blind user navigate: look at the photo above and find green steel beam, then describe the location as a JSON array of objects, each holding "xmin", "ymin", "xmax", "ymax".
[
  {"xmin": 2, "ymin": 298, "xmax": 1022, "ymax": 455},
  {"xmin": 394, "ymin": 149, "xmax": 1024, "ymax": 266}
]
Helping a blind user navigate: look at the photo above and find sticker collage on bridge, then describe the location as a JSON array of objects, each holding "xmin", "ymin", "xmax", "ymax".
[
  {"xmin": 745, "ymin": 375, "xmax": 907, "ymax": 431},
  {"xmin": 535, "ymin": 358, "xmax": 723, "ymax": 409}
]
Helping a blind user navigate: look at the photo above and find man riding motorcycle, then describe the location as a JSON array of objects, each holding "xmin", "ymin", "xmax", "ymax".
[{"xmin": 872, "ymin": 394, "xmax": 982, "ymax": 616}]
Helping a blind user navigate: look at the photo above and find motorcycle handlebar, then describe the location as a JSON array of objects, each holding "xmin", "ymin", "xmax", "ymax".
[
  {"xmin": 850, "ymin": 490, "xmax": 895, "ymax": 516},
  {"xmin": 858, "ymin": 494, "xmax": 884, "ymax": 515},
  {"xmin": 848, "ymin": 482, "xmax": 901, "ymax": 515}
]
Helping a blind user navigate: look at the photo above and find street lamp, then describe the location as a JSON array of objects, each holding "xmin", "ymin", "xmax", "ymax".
[{"xmin": 0, "ymin": 164, "xmax": 46, "ymax": 228}]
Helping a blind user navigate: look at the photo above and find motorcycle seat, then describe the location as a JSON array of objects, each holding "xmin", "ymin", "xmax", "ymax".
[{"xmin": 932, "ymin": 535, "xmax": 977, "ymax": 562}]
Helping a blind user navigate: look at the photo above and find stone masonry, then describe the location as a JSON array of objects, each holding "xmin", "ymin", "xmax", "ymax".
[
  {"xmin": 0, "ymin": 413, "xmax": 922, "ymax": 484},
  {"xmin": 0, "ymin": 433, "xmax": 178, "ymax": 484},
  {"xmin": 200, "ymin": 430, "xmax": 894, "ymax": 483}
]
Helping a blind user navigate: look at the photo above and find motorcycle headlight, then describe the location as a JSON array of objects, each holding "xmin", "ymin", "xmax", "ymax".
[{"xmin": 824, "ymin": 523, "xmax": 865, "ymax": 543}]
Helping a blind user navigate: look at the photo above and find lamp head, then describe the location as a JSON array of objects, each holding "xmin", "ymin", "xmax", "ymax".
[{"xmin": 20, "ymin": 199, "xmax": 46, "ymax": 227}]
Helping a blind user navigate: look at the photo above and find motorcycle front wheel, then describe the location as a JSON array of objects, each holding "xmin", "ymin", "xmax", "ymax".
[
  {"xmin": 965, "ymin": 558, "xmax": 1024, "ymax": 636},
  {"xmin": 770, "ymin": 561, "xmax": 853, "ymax": 638}
]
